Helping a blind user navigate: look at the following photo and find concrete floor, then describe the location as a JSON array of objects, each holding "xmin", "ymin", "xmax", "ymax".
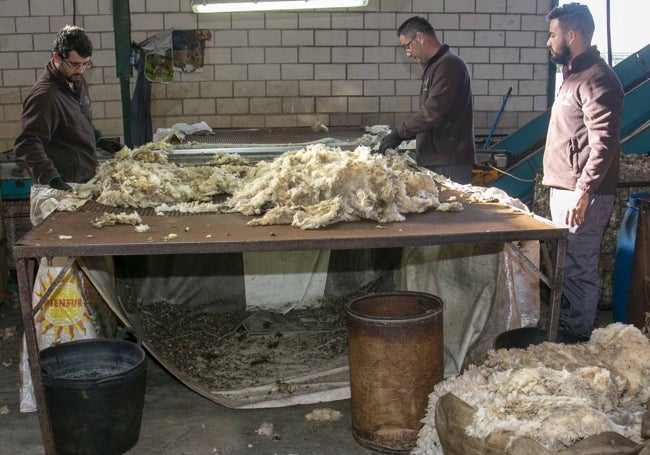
[
  {"xmin": 0, "ymin": 290, "xmax": 616, "ymax": 455},
  {"xmin": 0, "ymin": 295, "xmax": 376, "ymax": 455}
]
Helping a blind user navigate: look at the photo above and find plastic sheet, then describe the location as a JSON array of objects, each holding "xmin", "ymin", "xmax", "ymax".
[
  {"xmin": 29, "ymin": 184, "xmax": 95, "ymax": 226},
  {"xmin": 627, "ymin": 196, "xmax": 650, "ymax": 329},
  {"xmin": 613, "ymin": 192, "xmax": 648, "ymax": 322},
  {"xmin": 400, "ymin": 241, "xmax": 540, "ymax": 377},
  {"xmin": 77, "ymin": 242, "xmax": 540, "ymax": 408}
]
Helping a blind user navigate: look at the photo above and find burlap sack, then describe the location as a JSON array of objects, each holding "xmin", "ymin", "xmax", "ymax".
[{"xmin": 435, "ymin": 392, "xmax": 648, "ymax": 454}]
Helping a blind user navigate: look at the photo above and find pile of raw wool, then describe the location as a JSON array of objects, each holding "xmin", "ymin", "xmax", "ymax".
[
  {"xmin": 225, "ymin": 143, "xmax": 457, "ymax": 229},
  {"xmin": 86, "ymin": 140, "xmax": 461, "ymax": 228},
  {"xmin": 92, "ymin": 146, "xmax": 252, "ymax": 209},
  {"xmin": 412, "ymin": 323, "xmax": 650, "ymax": 454}
]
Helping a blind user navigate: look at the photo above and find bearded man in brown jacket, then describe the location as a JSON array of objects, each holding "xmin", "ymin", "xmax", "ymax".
[{"xmin": 542, "ymin": 3, "xmax": 623, "ymax": 337}]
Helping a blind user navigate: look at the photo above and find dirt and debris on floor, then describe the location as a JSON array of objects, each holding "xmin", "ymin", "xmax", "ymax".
[
  {"xmin": 131, "ymin": 297, "xmax": 351, "ymax": 394},
  {"xmin": 0, "ymin": 293, "xmax": 20, "ymax": 371}
]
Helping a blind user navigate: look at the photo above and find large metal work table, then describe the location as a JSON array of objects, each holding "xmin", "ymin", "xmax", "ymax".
[{"xmin": 14, "ymin": 198, "xmax": 567, "ymax": 455}]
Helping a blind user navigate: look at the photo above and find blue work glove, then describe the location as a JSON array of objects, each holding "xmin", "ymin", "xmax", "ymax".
[
  {"xmin": 97, "ymin": 137, "xmax": 123, "ymax": 153},
  {"xmin": 378, "ymin": 130, "xmax": 403, "ymax": 154},
  {"xmin": 48, "ymin": 176, "xmax": 72, "ymax": 192}
]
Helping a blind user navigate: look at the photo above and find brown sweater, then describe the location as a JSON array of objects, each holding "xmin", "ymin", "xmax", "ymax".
[
  {"xmin": 14, "ymin": 61, "xmax": 101, "ymax": 185},
  {"xmin": 397, "ymin": 45, "xmax": 476, "ymax": 167},
  {"xmin": 542, "ymin": 46, "xmax": 623, "ymax": 195}
]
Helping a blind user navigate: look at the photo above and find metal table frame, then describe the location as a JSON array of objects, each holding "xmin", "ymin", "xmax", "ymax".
[{"xmin": 14, "ymin": 203, "xmax": 566, "ymax": 455}]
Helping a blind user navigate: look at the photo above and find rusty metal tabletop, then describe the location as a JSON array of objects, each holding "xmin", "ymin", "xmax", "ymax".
[{"xmin": 13, "ymin": 198, "xmax": 566, "ymax": 259}]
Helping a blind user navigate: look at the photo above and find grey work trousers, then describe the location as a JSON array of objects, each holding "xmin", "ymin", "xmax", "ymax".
[{"xmin": 549, "ymin": 188, "xmax": 615, "ymax": 337}]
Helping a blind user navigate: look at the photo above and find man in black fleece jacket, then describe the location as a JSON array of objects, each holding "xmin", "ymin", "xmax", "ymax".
[
  {"xmin": 14, "ymin": 25, "xmax": 121, "ymax": 192},
  {"xmin": 379, "ymin": 16, "xmax": 476, "ymax": 184}
]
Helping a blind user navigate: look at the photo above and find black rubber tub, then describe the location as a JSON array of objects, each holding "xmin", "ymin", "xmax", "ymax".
[
  {"xmin": 495, "ymin": 327, "xmax": 589, "ymax": 350},
  {"xmin": 39, "ymin": 328, "xmax": 146, "ymax": 455}
]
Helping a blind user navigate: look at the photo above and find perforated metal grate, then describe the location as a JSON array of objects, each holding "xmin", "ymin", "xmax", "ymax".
[{"xmin": 184, "ymin": 126, "xmax": 364, "ymax": 145}]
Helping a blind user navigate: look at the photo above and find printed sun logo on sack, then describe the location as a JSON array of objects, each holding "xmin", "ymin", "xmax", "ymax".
[
  {"xmin": 19, "ymin": 259, "xmax": 98, "ymax": 413},
  {"xmin": 33, "ymin": 267, "xmax": 92, "ymax": 342}
]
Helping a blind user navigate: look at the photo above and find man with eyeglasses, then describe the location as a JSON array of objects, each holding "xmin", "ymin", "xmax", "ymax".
[
  {"xmin": 379, "ymin": 16, "xmax": 476, "ymax": 184},
  {"xmin": 14, "ymin": 25, "xmax": 122, "ymax": 193}
]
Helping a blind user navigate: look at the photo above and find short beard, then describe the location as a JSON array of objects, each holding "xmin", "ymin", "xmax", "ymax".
[{"xmin": 550, "ymin": 42, "xmax": 571, "ymax": 66}]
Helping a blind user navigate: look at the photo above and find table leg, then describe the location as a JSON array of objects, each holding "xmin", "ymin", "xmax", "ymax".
[
  {"xmin": 16, "ymin": 257, "xmax": 56, "ymax": 455},
  {"xmin": 546, "ymin": 238, "xmax": 566, "ymax": 342}
]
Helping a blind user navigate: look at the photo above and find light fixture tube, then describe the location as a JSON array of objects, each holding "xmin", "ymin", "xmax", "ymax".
[{"xmin": 191, "ymin": 0, "xmax": 368, "ymax": 13}]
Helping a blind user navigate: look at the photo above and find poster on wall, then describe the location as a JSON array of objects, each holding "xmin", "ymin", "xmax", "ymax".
[
  {"xmin": 141, "ymin": 31, "xmax": 174, "ymax": 83},
  {"xmin": 172, "ymin": 30, "xmax": 211, "ymax": 73}
]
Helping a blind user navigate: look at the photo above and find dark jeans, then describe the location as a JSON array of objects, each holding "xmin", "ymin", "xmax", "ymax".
[{"xmin": 549, "ymin": 188, "xmax": 615, "ymax": 336}]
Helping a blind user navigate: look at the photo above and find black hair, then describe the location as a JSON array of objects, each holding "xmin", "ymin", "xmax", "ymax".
[
  {"xmin": 52, "ymin": 25, "xmax": 93, "ymax": 59},
  {"xmin": 397, "ymin": 16, "xmax": 437, "ymax": 39},
  {"xmin": 546, "ymin": 2, "xmax": 595, "ymax": 43}
]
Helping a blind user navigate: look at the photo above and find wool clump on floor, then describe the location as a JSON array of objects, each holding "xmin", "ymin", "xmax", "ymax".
[{"xmin": 411, "ymin": 323, "xmax": 650, "ymax": 454}]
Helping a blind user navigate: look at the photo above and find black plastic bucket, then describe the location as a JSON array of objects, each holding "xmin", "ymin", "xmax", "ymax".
[
  {"xmin": 494, "ymin": 327, "xmax": 589, "ymax": 350},
  {"xmin": 39, "ymin": 328, "xmax": 147, "ymax": 455},
  {"xmin": 347, "ymin": 292, "xmax": 444, "ymax": 453}
]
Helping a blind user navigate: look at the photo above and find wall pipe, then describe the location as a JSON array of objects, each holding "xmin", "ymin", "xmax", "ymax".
[{"xmin": 112, "ymin": 0, "xmax": 132, "ymax": 147}]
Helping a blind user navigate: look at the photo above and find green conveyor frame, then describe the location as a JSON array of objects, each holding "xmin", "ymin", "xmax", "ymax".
[{"xmin": 488, "ymin": 43, "xmax": 650, "ymax": 205}]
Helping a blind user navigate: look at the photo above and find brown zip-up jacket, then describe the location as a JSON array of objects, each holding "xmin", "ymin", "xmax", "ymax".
[
  {"xmin": 14, "ymin": 60, "xmax": 101, "ymax": 185},
  {"xmin": 397, "ymin": 45, "xmax": 476, "ymax": 167},
  {"xmin": 542, "ymin": 46, "xmax": 623, "ymax": 195}
]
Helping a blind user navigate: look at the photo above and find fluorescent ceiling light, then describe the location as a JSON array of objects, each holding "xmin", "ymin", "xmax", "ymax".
[{"xmin": 191, "ymin": 0, "xmax": 368, "ymax": 13}]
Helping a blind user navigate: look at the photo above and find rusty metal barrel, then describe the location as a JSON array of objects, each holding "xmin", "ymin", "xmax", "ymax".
[{"xmin": 346, "ymin": 291, "xmax": 444, "ymax": 453}]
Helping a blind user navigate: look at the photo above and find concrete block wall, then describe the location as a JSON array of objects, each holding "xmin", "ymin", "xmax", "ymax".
[{"xmin": 0, "ymin": 0, "xmax": 553, "ymax": 151}]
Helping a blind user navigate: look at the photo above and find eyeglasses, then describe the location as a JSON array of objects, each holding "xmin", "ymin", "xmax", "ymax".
[
  {"xmin": 401, "ymin": 35, "xmax": 417, "ymax": 50},
  {"xmin": 61, "ymin": 59, "xmax": 92, "ymax": 71}
]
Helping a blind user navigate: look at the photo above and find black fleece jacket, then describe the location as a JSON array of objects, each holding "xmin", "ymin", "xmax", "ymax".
[
  {"xmin": 397, "ymin": 45, "xmax": 476, "ymax": 167},
  {"xmin": 14, "ymin": 60, "xmax": 101, "ymax": 185}
]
